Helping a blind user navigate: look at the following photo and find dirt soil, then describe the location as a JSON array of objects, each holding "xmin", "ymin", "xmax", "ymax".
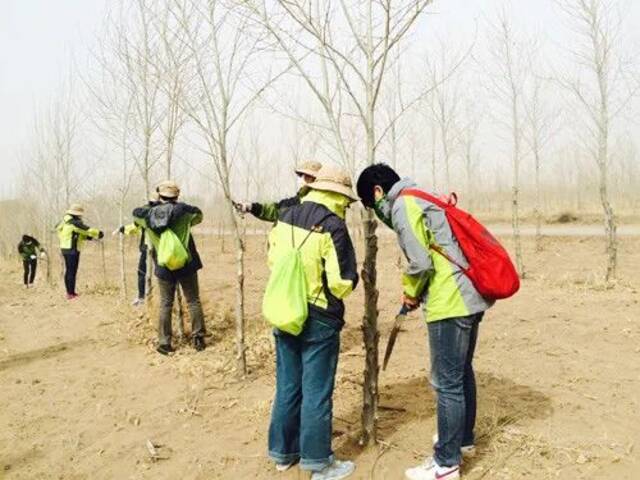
[{"xmin": 1, "ymin": 232, "xmax": 639, "ymax": 480}]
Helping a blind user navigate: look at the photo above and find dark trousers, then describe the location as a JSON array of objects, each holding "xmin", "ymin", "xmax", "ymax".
[
  {"xmin": 22, "ymin": 259, "xmax": 37, "ymax": 285},
  {"xmin": 157, "ymin": 273, "xmax": 205, "ymax": 345},
  {"xmin": 62, "ymin": 252, "xmax": 80, "ymax": 295},
  {"xmin": 137, "ymin": 249, "xmax": 147, "ymax": 299},
  {"xmin": 268, "ymin": 317, "xmax": 340, "ymax": 472}
]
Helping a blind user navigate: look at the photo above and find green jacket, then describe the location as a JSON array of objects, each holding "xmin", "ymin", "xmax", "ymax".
[
  {"xmin": 119, "ymin": 223, "xmax": 149, "ymax": 252},
  {"xmin": 18, "ymin": 236, "xmax": 43, "ymax": 260},
  {"xmin": 56, "ymin": 215, "xmax": 101, "ymax": 253},
  {"xmin": 250, "ymin": 186, "xmax": 310, "ymax": 223},
  {"xmin": 388, "ymin": 179, "xmax": 493, "ymax": 322},
  {"xmin": 267, "ymin": 189, "xmax": 358, "ymax": 329}
]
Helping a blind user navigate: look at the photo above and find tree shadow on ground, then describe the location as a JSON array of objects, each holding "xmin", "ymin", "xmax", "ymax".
[
  {"xmin": 334, "ymin": 371, "xmax": 553, "ymax": 463},
  {"xmin": 0, "ymin": 340, "xmax": 86, "ymax": 372}
]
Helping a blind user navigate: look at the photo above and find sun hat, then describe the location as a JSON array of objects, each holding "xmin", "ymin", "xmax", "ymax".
[
  {"xmin": 66, "ymin": 204, "xmax": 85, "ymax": 216},
  {"xmin": 294, "ymin": 161, "xmax": 323, "ymax": 178},
  {"xmin": 156, "ymin": 180, "xmax": 180, "ymax": 199},
  {"xmin": 308, "ymin": 165, "xmax": 358, "ymax": 201}
]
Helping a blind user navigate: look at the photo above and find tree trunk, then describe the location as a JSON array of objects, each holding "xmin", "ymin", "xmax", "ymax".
[
  {"xmin": 229, "ymin": 204, "xmax": 247, "ymax": 376},
  {"xmin": 511, "ymin": 94, "xmax": 525, "ymax": 279},
  {"xmin": 119, "ymin": 204, "xmax": 128, "ymax": 299},
  {"xmin": 175, "ymin": 285, "xmax": 185, "ymax": 339},
  {"xmin": 430, "ymin": 122, "xmax": 438, "ymax": 190},
  {"xmin": 220, "ymin": 217, "xmax": 227, "ymax": 253},
  {"xmin": 534, "ymin": 153, "xmax": 543, "ymax": 252},
  {"xmin": 100, "ymin": 241, "xmax": 108, "ymax": 285},
  {"xmin": 360, "ymin": 209, "xmax": 379, "ymax": 446},
  {"xmin": 599, "ymin": 126, "xmax": 616, "ymax": 282},
  {"xmin": 44, "ymin": 220, "xmax": 52, "ymax": 285}
]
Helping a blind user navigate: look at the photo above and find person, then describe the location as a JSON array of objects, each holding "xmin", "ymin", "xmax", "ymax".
[
  {"xmin": 234, "ymin": 160, "xmax": 322, "ymax": 222},
  {"xmin": 17, "ymin": 235, "xmax": 45, "ymax": 288},
  {"xmin": 266, "ymin": 165, "xmax": 359, "ymax": 480},
  {"xmin": 356, "ymin": 164, "xmax": 493, "ymax": 480},
  {"xmin": 133, "ymin": 180, "xmax": 206, "ymax": 355},
  {"xmin": 56, "ymin": 205, "xmax": 103, "ymax": 300},
  {"xmin": 113, "ymin": 195, "xmax": 159, "ymax": 306}
]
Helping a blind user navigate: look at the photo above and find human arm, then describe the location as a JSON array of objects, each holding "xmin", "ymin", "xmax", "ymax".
[
  {"xmin": 321, "ymin": 221, "xmax": 359, "ymax": 299},
  {"xmin": 68, "ymin": 217, "xmax": 103, "ymax": 240},
  {"xmin": 393, "ymin": 197, "xmax": 433, "ymax": 302}
]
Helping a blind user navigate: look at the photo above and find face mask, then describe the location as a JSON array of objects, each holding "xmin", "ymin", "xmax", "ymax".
[{"xmin": 373, "ymin": 195, "xmax": 393, "ymax": 229}]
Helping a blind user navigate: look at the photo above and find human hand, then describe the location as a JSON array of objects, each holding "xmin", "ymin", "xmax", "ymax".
[
  {"xmin": 232, "ymin": 201, "xmax": 251, "ymax": 214},
  {"xmin": 401, "ymin": 294, "xmax": 421, "ymax": 311}
]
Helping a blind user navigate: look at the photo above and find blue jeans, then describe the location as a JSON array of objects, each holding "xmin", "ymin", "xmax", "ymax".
[
  {"xmin": 268, "ymin": 316, "xmax": 340, "ymax": 472},
  {"xmin": 428, "ymin": 313, "xmax": 482, "ymax": 467}
]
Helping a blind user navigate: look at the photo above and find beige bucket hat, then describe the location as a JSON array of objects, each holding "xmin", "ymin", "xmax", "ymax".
[
  {"xmin": 295, "ymin": 160, "xmax": 323, "ymax": 178},
  {"xmin": 66, "ymin": 204, "xmax": 85, "ymax": 216},
  {"xmin": 308, "ymin": 165, "xmax": 358, "ymax": 201},
  {"xmin": 156, "ymin": 180, "xmax": 180, "ymax": 199}
]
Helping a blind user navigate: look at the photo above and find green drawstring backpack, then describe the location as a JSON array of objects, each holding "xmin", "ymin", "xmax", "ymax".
[
  {"xmin": 262, "ymin": 214, "xmax": 331, "ymax": 336},
  {"xmin": 148, "ymin": 203, "xmax": 190, "ymax": 271},
  {"xmin": 156, "ymin": 229, "xmax": 190, "ymax": 271}
]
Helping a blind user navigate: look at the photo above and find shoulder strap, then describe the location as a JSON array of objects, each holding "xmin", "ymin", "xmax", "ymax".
[
  {"xmin": 399, "ymin": 188, "xmax": 467, "ymax": 273},
  {"xmin": 297, "ymin": 212, "xmax": 335, "ymax": 251},
  {"xmin": 400, "ymin": 188, "xmax": 458, "ymax": 209}
]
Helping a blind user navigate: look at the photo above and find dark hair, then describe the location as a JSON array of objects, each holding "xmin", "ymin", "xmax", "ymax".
[{"xmin": 356, "ymin": 163, "xmax": 401, "ymax": 208}]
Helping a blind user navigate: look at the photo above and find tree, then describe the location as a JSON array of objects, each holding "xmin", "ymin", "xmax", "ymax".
[
  {"xmin": 556, "ymin": 0, "xmax": 639, "ymax": 281},
  {"xmin": 486, "ymin": 8, "xmax": 528, "ymax": 278},
  {"xmin": 459, "ymin": 101, "xmax": 482, "ymax": 212},
  {"xmin": 241, "ymin": 0, "xmax": 433, "ymax": 444},
  {"xmin": 172, "ymin": 0, "xmax": 280, "ymax": 375},
  {"xmin": 523, "ymin": 69, "xmax": 558, "ymax": 252},
  {"xmin": 425, "ymin": 39, "xmax": 464, "ymax": 192}
]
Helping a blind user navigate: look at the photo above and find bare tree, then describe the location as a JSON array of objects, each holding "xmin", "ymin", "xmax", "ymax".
[
  {"xmin": 425, "ymin": 40, "xmax": 464, "ymax": 192},
  {"xmin": 242, "ymin": 0, "xmax": 433, "ymax": 444},
  {"xmin": 556, "ymin": 0, "xmax": 639, "ymax": 281},
  {"xmin": 486, "ymin": 8, "xmax": 528, "ymax": 278},
  {"xmin": 172, "ymin": 0, "xmax": 280, "ymax": 375},
  {"xmin": 459, "ymin": 101, "xmax": 482, "ymax": 212},
  {"xmin": 523, "ymin": 69, "xmax": 558, "ymax": 252},
  {"xmin": 151, "ymin": 1, "xmax": 192, "ymax": 178}
]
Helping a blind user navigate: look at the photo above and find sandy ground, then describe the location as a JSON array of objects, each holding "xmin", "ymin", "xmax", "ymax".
[{"xmin": 1, "ymin": 230, "xmax": 639, "ymax": 480}]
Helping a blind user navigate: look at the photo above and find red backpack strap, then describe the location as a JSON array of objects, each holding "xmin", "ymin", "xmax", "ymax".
[
  {"xmin": 400, "ymin": 188, "xmax": 447, "ymax": 208},
  {"xmin": 398, "ymin": 188, "xmax": 468, "ymax": 274},
  {"xmin": 400, "ymin": 188, "xmax": 459, "ymax": 208}
]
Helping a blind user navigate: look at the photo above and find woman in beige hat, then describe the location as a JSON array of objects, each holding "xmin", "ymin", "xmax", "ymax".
[
  {"xmin": 56, "ymin": 204, "xmax": 104, "ymax": 300},
  {"xmin": 265, "ymin": 164, "xmax": 359, "ymax": 480},
  {"xmin": 233, "ymin": 160, "xmax": 322, "ymax": 222}
]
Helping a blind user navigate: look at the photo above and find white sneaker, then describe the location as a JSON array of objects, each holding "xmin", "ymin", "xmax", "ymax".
[
  {"xmin": 311, "ymin": 460, "xmax": 355, "ymax": 480},
  {"xmin": 131, "ymin": 298, "xmax": 144, "ymax": 306},
  {"xmin": 275, "ymin": 462, "xmax": 295, "ymax": 472},
  {"xmin": 433, "ymin": 434, "xmax": 476, "ymax": 457},
  {"xmin": 405, "ymin": 458, "xmax": 460, "ymax": 480}
]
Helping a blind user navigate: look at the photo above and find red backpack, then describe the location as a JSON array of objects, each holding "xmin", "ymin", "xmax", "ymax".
[{"xmin": 400, "ymin": 188, "xmax": 520, "ymax": 300}]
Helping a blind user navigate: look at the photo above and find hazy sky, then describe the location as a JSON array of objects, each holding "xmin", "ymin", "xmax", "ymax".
[
  {"xmin": 0, "ymin": 0, "xmax": 638, "ymax": 198},
  {"xmin": 0, "ymin": 0, "xmax": 106, "ymax": 197}
]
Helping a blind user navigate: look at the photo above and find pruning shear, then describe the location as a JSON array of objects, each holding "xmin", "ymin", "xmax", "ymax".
[{"xmin": 382, "ymin": 304, "xmax": 411, "ymax": 371}]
